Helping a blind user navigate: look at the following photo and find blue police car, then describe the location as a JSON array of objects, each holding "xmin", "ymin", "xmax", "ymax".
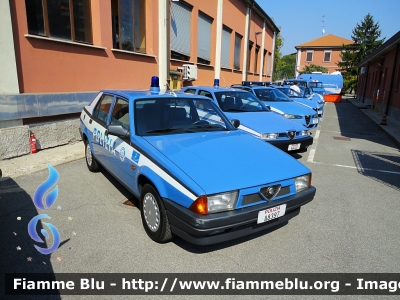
[
  {"xmin": 274, "ymin": 86, "xmax": 325, "ymax": 117},
  {"xmin": 232, "ymin": 83, "xmax": 319, "ymax": 128},
  {"xmin": 79, "ymin": 77, "xmax": 316, "ymax": 245},
  {"xmin": 180, "ymin": 85, "xmax": 313, "ymax": 152}
]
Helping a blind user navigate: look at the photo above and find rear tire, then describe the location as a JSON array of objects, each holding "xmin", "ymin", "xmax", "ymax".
[
  {"xmin": 85, "ymin": 139, "xmax": 101, "ymax": 172},
  {"xmin": 140, "ymin": 184, "xmax": 174, "ymax": 243}
]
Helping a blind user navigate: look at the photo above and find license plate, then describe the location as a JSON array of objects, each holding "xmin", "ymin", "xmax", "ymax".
[
  {"xmin": 288, "ymin": 143, "xmax": 300, "ymax": 151},
  {"xmin": 257, "ymin": 204, "xmax": 287, "ymax": 224},
  {"xmin": 312, "ymin": 119, "xmax": 319, "ymax": 124}
]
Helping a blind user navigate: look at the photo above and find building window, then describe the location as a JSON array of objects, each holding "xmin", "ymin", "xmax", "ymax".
[
  {"xmin": 171, "ymin": 1, "xmax": 192, "ymax": 60},
  {"xmin": 25, "ymin": 0, "xmax": 93, "ymax": 43},
  {"xmin": 324, "ymin": 50, "xmax": 332, "ymax": 62},
  {"xmin": 234, "ymin": 33, "xmax": 242, "ymax": 69},
  {"xmin": 197, "ymin": 12, "xmax": 212, "ymax": 64},
  {"xmin": 112, "ymin": 0, "xmax": 146, "ymax": 52},
  {"xmin": 254, "ymin": 45, "xmax": 260, "ymax": 73},
  {"xmin": 221, "ymin": 26, "xmax": 231, "ymax": 68},
  {"xmin": 247, "ymin": 41, "xmax": 253, "ymax": 72},
  {"xmin": 306, "ymin": 50, "xmax": 313, "ymax": 62},
  {"xmin": 266, "ymin": 52, "xmax": 272, "ymax": 76},
  {"xmin": 262, "ymin": 49, "xmax": 267, "ymax": 75}
]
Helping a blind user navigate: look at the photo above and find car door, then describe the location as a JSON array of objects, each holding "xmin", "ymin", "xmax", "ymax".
[
  {"xmin": 107, "ymin": 97, "xmax": 138, "ymax": 192},
  {"xmin": 90, "ymin": 93, "xmax": 115, "ymax": 167}
]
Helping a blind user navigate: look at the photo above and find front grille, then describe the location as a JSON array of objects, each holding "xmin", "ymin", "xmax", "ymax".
[
  {"xmin": 241, "ymin": 186, "xmax": 291, "ymax": 205},
  {"xmin": 242, "ymin": 194, "xmax": 263, "ymax": 205},
  {"xmin": 305, "ymin": 115, "xmax": 311, "ymax": 125}
]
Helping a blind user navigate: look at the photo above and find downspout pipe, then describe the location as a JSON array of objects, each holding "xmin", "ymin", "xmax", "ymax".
[{"xmin": 385, "ymin": 43, "xmax": 399, "ymax": 115}]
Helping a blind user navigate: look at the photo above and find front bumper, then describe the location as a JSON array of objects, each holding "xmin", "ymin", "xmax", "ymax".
[
  {"xmin": 268, "ymin": 135, "xmax": 313, "ymax": 151},
  {"xmin": 164, "ymin": 186, "xmax": 316, "ymax": 245}
]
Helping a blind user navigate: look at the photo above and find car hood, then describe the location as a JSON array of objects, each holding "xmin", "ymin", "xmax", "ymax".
[
  {"xmin": 143, "ymin": 131, "xmax": 309, "ymax": 195},
  {"xmin": 262, "ymin": 101, "xmax": 316, "ymax": 115},
  {"xmin": 224, "ymin": 111, "xmax": 306, "ymax": 133},
  {"xmin": 292, "ymin": 98, "xmax": 319, "ymax": 109}
]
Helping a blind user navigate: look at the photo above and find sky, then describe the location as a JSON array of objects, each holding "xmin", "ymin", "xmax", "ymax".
[{"xmin": 258, "ymin": 0, "xmax": 400, "ymax": 56}]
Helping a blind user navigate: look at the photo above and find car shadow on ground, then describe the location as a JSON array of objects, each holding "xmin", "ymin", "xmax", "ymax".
[
  {"xmin": 101, "ymin": 169, "xmax": 293, "ymax": 253},
  {"xmin": 351, "ymin": 149, "xmax": 400, "ymax": 191},
  {"xmin": 173, "ymin": 222, "xmax": 288, "ymax": 253},
  {"xmin": 334, "ymin": 98, "xmax": 400, "ymax": 191},
  {"xmin": 0, "ymin": 176, "xmax": 61, "ymax": 299}
]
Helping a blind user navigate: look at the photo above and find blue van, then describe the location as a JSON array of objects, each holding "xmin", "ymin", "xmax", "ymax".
[{"xmin": 296, "ymin": 73, "xmax": 343, "ymax": 94}]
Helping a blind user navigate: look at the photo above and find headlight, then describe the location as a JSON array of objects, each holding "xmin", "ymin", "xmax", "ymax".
[
  {"xmin": 189, "ymin": 191, "xmax": 238, "ymax": 214},
  {"xmin": 300, "ymin": 130, "xmax": 308, "ymax": 136},
  {"xmin": 283, "ymin": 114, "xmax": 302, "ymax": 119},
  {"xmin": 294, "ymin": 174, "xmax": 311, "ymax": 193},
  {"xmin": 261, "ymin": 133, "xmax": 278, "ymax": 139}
]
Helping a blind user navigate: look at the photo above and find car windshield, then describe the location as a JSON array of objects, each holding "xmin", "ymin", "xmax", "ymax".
[
  {"xmin": 254, "ymin": 88, "xmax": 293, "ymax": 102},
  {"xmin": 135, "ymin": 98, "xmax": 232, "ymax": 136},
  {"xmin": 214, "ymin": 91, "xmax": 269, "ymax": 112},
  {"xmin": 277, "ymin": 87, "xmax": 312, "ymax": 99}
]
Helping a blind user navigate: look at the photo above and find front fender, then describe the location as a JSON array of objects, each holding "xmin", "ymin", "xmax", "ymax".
[{"xmin": 138, "ymin": 165, "xmax": 198, "ymax": 209}]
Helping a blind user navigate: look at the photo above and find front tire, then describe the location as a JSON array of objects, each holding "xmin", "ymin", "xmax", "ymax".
[
  {"xmin": 85, "ymin": 139, "xmax": 101, "ymax": 172},
  {"xmin": 140, "ymin": 184, "xmax": 174, "ymax": 243}
]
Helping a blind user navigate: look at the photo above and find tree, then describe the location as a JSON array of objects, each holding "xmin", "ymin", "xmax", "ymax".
[
  {"xmin": 274, "ymin": 54, "xmax": 296, "ymax": 80},
  {"xmin": 273, "ymin": 31, "xmax": 284, "ymax": 81},
  {"xmin": 338, "ymin": 13, "xmax": 385, "ymax": 93},
  {"xmin": 300, "ymin": 64, "xmax": 328, "ymax": 74}
]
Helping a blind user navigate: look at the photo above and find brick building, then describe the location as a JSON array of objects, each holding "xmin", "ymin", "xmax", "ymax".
[
  {"xmin": 294, "ymin": 34, "xmax": 353, "ymax": 77},
  {"xmin": 357, "ymin": 31, "xmax": 400, "ymax": 122},
  {"xmin": 0, "ymin": 0, "xmax": 279, "ymax": 159}
]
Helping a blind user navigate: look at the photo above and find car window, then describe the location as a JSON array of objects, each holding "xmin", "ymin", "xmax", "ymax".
[
  {"xmin": 198, "ymin": 90, "xmax": 213, "ymax": 99},
  {"xmin": 135, "ymin": 98, "xmax": 231, "ymax": 136},
  {"xmin": 184, "ymin": 88, "xmax": 196, "ymax": 94},
  {"xmin": 255, "ymin": 89, "xmax": 292, "ymax": 102},
  {"xmin": 214, "ymin": 91, "xmax": 268, "ymax": 112},
  {"xmin": 93, "ymin": 94, "xmax": 114, "ymax": 124},
  {"xmin": 110, "ymin": 97, "xmax": 130, "ymax": 130}
]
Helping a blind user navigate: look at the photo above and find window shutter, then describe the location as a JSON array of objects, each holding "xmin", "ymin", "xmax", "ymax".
[
  {"xmin": 234, "ymin": 34, "xmax": 242, "ymax": 69},
  {"xmin": 171, "ymin": 2, "xmax": 192, "ymax": 56},
  {"xmin": 221, "ymin": 26, "xmax": 231, "ymax": 68},
  {"xmin": 198, "ymin": 13, "xmax": 212, "ymax": 61}
]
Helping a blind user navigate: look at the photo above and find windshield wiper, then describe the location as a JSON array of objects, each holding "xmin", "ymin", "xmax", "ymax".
[
  {"xmin": 189, "ymin": 124, "xmax": 225, "ymax": 130},
  {"xmin": 224, "ymin": 108, "xmax": 243, "ymax": 112},
  {"xmin": 146, "ymin": 127, "xmax": 185, "ymax": 133}
]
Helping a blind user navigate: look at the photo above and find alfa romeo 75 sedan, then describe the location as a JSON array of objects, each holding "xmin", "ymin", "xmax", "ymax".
[{"xmin": 79, "ymin": 77, "xmax": 316, "ymax": 245}]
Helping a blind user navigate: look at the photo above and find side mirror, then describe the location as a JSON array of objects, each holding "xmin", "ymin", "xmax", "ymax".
[
  {"xmin": 230, "ymin": 119, "xmax": 240, "ymax": 128},
  {"xmin": 106, "ymin": 124, "xmax": 129, "ymax": 139}
]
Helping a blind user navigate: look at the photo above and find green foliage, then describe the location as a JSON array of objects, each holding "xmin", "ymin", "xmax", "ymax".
[
  {"xmin": 273, "ymin": 31, "xmax": 284, "ymax": 81},
  {"xmin": 274, "ymin": 54, "xmax": 296, "ymax": 80},
  {"xmin": 337, "ymin": 13, "xmax": 385, "ymax": 93},
  {"xmin": 300, "ymin": 64, "xmax": 329, "ymax": 74}
]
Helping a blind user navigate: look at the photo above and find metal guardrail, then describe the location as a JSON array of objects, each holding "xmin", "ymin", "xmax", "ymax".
[{"xmin": 0, "ymin": 92, "xmax": 97, "ymax": 121}]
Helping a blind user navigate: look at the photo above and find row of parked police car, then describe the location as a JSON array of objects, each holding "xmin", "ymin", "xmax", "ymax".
[{"xmin": 79, "ymin": 77, "xmax": 322, "ymax": 246}]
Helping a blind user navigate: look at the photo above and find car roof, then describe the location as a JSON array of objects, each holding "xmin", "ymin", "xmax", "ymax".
[
  {"xmin": 231, "ymin": 85, "xmax": 274, "ymax": 90},
  {"xmin": 182, "ymin": 86, "xmax": 246, "ymax": 93},
  {"xmin": 100, "ymin": 89, "xmax": 213, "ymax": 101}
]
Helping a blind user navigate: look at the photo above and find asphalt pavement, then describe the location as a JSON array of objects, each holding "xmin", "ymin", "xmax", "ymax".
[{"xmin": 1, "ymin": 96, "xmax": 400, "ymax": 300}]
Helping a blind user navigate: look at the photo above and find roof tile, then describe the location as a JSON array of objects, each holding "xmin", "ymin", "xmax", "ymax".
[{"xmin": 296, "ymin": 34, "xmax": 354, "ymax": 48}]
